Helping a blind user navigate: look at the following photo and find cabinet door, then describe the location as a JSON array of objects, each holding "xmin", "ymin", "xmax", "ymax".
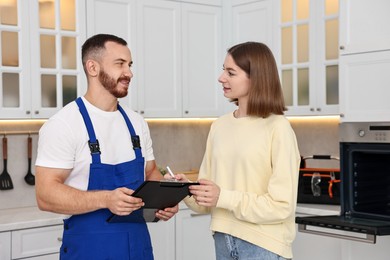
[
  {"xmin": 29, "ymin": 0, "xmax": 86, "ymax": 119},
  {"xmin": 182, "ymin": 3, "xmax": 226, "ymax": 117},
  {"xmin": 86, "ymin": 0, "xmax": 138, "ymax": 110},
  {"xmin": 231, "ymin": 0, "xmax": 275, "ymax": 49},
  {"xmin": 339, "ymin": 0, "xmax": 390, "ymax": 55},
  {"xmin": 0, "ymin": 0, "xmax": 31, "ymax": 118},
  {"xmin": 0, "ymin": 0, "xmax": 86, "ymax": 119},
  {"xmin": 137, "ymin": 0, "xmax": 182, "ymax": 117},
  {"xmin": 0, "ymin": 232, "xmax": 11, "ymax": 260},
  {"xmin": 147, "ymin": 219, "xmax": 175, "ymax": 260},
  {"xmin": 293, "ymin": 224, "xmax": 342, "ymax": 260},
  {"xmin": 340, "ymin": 236, "xmax": 390, "ymax": 260},
  {"xmin": 176, "ymin": 209, "xmax": 215, "ymax": 260},
  {"xmin": 11, "ymin": 225, "xmax": 62, "ymax": 259},
  {"xmin": 339, "ymin": 50, "xmax": 390, "ymax": 122}
]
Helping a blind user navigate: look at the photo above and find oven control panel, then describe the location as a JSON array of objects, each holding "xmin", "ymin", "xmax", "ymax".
[{"xmin": 340, "ymin": 122, "xmax": 390, "ymax": 143}]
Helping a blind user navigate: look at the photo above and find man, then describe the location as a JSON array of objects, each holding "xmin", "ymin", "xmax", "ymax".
[{"xmin": 35, "ymin": 34, "xmax": 178, "ymax": 259}]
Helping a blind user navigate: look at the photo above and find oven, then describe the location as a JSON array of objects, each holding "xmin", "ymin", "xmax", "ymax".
[{"xmin": 296, "ymin": 122, "xmax": 390, "ymax": 243}]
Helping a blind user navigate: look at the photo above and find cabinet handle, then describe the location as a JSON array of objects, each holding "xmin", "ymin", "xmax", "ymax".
[
  {"xmin": 316, "ymin": 107, "xmax": 321, "ymax": 112},
  {"xmin": 57, "ymin": 237, "xmax": 63, "ymax": 242},
  {"xmin": 185, "ymin": 110, "xmax": 189, "ymax": 114},
  {"xmin": 340, "ymin": 113, "xmax": 344, "ymax": 118},
  {"xmin": 339, "ymin": 45, "xmax": 345, "ymax": 50},
  {"xmin": 310, "ymin": 108, "xmax": 315, "ymax": 112},
  {"xmin": 34, "ymin": 110, "xmax": 39, "ymax": 115},
  {"xmin": 140, "ymin": 111, "xmax": 144, "ymax": 114},
  {"xmin": 26, "ymin": 110, "xmax": 31, "ymax": 115}
]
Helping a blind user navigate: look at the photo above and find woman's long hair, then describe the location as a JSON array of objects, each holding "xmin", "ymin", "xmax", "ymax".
[{"xmin": 228, "ymin": 42, "xmax": 286, "ymax": 118}]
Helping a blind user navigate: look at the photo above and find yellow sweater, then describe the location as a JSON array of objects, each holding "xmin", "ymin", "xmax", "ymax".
[{"xmin": 185, "ymin": 113, "xmax": 300, "ymax": 259}]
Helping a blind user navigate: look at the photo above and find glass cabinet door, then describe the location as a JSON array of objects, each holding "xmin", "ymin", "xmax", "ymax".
[
  {"xmin": 279, "ymin": 0, "xmax": 339, "ymax": 115},
  {"xmin": 30, "ymin": 0, "xmax": 85, "ymax": 118},
  {"xmin": 0, "ymin": 0, "xmax": 32, "ymax": 117},
  {"xmin": 0, "ymin": 0, "xmax": 85, "ymax": 119}
]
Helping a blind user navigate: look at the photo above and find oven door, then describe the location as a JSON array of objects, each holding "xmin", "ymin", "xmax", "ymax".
[{"xmin": 296, "ymin": 142, "xmax": 390, "ymax": 243}]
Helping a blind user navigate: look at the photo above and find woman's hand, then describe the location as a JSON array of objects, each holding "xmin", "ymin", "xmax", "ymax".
[{"xmin": 189, "ymin": 179, "xmax": 220, "ymax": 207}]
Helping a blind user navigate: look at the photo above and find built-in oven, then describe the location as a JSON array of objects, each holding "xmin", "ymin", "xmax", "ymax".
[{"xmin": 296, "ymin": 122, "xmax": 390, "ymax": 243}]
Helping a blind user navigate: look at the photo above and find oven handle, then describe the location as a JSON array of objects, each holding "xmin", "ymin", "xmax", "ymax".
[{"xmin": 298, "ymin": 224, "xmax": 376, "ymax": 244}]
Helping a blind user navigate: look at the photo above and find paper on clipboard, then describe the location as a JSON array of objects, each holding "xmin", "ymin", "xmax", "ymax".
[{"xmin": 107, "ymin": 180, "xmax": 198, "ymax": 223}]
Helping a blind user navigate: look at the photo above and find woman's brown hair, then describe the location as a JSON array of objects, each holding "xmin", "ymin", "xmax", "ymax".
[{"xmin": 228, "ymin": 42, "xmax": 286, "ymax": 118}]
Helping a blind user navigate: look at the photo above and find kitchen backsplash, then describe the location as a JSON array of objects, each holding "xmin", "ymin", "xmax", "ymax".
[{"xmin": 0, "ymin": 116, "xmax": 339, "ymax": 210}]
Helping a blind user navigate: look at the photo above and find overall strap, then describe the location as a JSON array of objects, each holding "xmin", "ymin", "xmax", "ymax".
[
  {"xmin": 75, "ymin": 97, "xmax": 101, "ymax": 164},
  {"xmin": 117, "ymin": 104, "xmax": 143, "ymax": 159}
]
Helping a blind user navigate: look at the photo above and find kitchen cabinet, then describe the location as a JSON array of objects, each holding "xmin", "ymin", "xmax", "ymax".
[
  {"xmin": 175, "ymin": 208, "xmax": 215, "ymax": 260},
  {"xmin": 339, "ymin": 50, "xmax": 390, "ymax": 122},
  {"xmin": 277, "ymin": 0, "xmax": 339, "ymax": 116},
  {"xmin": 0, "ymin": 232, "xmax": 11, "ymax": 260},
  {"xmin": 338, "ymin": 0, "xmax": 390, "ymax": 122},
  {"xmin": 147, "ymin": 218, "xmax": 175, "ymax": 260},
  {"xmin": 339, "ymin": 0, "xmax": 390, "ymax": 55},
  {"xmin": 340, "ymin": 236, "xmax": 390, "ymax": 260},
  {"xmin": 137, "ymin": 0, "xmax": 225, "ymax": 117},
  {"xmin": 0, "ymin": 0, "xmax": 87, "ymax": 119},
  {"xmin": 86, "ymin": 0, "xmax": 138, "ymax": 109},
  {"xmin": 0, "ymin": 225, "xmax": 62, "ymax": 260},
  {"xmin": 11, "ymin": 225, "xmax": 62, "ymax": 259}
]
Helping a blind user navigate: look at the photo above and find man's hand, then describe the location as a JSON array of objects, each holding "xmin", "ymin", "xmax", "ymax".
[{"xmin": 106, "ymin": 187, "xmax": 144, "ymax": 216}]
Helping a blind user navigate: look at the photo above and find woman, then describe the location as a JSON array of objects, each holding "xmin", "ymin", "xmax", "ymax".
[{"xmin": 183, "ymin": 42, "xmax": 300, "ymax": 260}]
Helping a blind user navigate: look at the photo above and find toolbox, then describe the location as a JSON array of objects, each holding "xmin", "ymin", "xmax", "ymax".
[{"xmin": 297, "ymin": 155, "xmax": 340, "ymax": 205}]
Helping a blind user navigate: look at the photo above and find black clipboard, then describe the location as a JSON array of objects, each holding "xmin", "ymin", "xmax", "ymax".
[{"xmin": 107, "ymin": 180, "xmax": 198, "ymax": 223}]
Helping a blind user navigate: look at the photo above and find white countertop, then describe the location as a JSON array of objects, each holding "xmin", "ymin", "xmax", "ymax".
[
  {"xmin": 0, "ymin": 207, "xmax": 66, "ymax": 232},
  {"xmin": 0, "ymin": 203, "xmax": 340, "ymax": 233}
]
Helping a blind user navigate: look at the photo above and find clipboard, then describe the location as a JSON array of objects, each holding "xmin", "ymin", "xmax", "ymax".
[{"xmin": 107, "ymin": 180, "xmax": 198, "ymax": 223}]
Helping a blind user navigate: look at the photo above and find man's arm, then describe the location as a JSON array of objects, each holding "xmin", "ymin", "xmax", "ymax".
[
  {"xmin": 35, "ymin": 166, "xmax": 144, "ymax": 216},
  {"xmin": 144, "ymin": 160, "xmax": 163, "ymax": 181}
]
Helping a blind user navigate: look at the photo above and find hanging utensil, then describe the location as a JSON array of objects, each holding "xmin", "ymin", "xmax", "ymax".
[
  {"xmin": 0, "ymin": 135, "xmax": 14, "ymax": 190},
  {"xmin": 24, "ymin": 136, "xmax": 35, "ymax": 185}
]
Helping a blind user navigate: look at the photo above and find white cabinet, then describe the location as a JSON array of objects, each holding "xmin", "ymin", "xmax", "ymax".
[
  {"xmin": 86, "ymin": 0, "xmax": 138, "ymax": 110},
  {"xmin": 340, "ymin": 236, "xmax": 390, "ymax": 260},
  {"xmin": 339, "ymin": 0, "xmax": 390, "ymax": 55},
  {"xmin": 175, "ymin": 208, "xmax": 215, "ymax": 260},
  {"xmin": 339, "ymin": 51, "xmax": 390, "ymax": 122},
  {"xmin": 277, "ymin": 0, "xmax": 339, "ymax": 116},
  {"xmin": 292, "ymin": 224, "xmax": 342, "ymax": 260},
  {"xmin": 137, "ymin": 0, "xmax": 225, "ymax": 117},
  {"xmin": 339, "ymin": 0, "xmax": 390, "ymax": 122},
  {"xmin": 0, "ymin": 0, "xmax": 87, "ymax": 119},
  {"xmin": 147, "ymin": 219, "xmax": 175, "ymax": 260},
  {"xmin": 0, "ymin": 232, "xmax": 11, "ymax": 260},
  {"xmin": 11, "ymin": 225, "xmax": 62, "ymax": 259}
]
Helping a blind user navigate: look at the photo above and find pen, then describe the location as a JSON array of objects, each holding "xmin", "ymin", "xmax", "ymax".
[{"xmin": 166, "ymin": 166, "xmax": 175, "ymax": 179}]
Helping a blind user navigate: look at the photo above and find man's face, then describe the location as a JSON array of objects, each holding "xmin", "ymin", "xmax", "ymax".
[{"xmin": 98, "ymin": 41, "xmax": 133, "ymax": 98}]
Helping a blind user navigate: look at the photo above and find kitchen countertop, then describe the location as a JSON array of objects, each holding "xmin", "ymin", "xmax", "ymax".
[
  {"xmin": 0, "ymin": 207, "xmax": 66, "ymax": 232},
  {"xmin": 0, "ymin": 203, "xmax": 340, "ymax": 233}
]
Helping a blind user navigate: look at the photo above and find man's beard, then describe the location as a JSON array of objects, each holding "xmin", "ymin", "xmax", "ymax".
[{"xmin": 98, "ymin": 69, "xmax": 130, "ymax": 98}]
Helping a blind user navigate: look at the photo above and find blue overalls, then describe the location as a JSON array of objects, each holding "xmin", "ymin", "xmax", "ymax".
[{"xmin": 59, "ymin": 97, "xmax": 154, "ymax": 260}]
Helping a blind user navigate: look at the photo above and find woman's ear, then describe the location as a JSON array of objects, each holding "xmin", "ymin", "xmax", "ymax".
[{"xmin": 85, "ymin": 60, "xmax": 99, "ymax": 77}]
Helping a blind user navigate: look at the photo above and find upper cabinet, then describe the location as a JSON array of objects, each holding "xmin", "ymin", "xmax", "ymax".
[
  {"xmin": 87, "ymin": 0, "xmax": 225, "ymax": 118},
  {"xmin": 339, "ymin": 0, "xmax": 390, "ymax": 122},
  {"xmin": 0, "ymin": 0, "xmax": 86, "ymax": 119},
  {"xmin": 339, "ymin": 0, "xmax": 390, "ymax": 55},
  {"xmin": 277, "ymin": 0, "xmax": 339, "ymax": 116}
]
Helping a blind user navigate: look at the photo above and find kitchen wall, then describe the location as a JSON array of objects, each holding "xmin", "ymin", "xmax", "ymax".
[{"xmin": 0, "ymin": 116, "xmax": 339, "ymax": 210}]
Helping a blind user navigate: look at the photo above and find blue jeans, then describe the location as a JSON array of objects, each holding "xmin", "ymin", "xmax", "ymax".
[{"xmin": 213, "ymin": 232, "xmax": 290, "ymax": 260}]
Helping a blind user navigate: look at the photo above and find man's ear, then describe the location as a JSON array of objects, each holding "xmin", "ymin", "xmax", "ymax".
[{"xmin": 85, "ymin": 60, "xmax": 99, "ymax": 77}]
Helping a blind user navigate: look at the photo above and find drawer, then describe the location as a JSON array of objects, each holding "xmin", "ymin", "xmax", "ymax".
[{"xmin": 12, "ymin": 225, "xmax": 62, "ymax": 259}]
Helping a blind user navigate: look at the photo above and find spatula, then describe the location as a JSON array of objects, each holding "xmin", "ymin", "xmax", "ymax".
[
  {"xmin": 0, "ymin": 136, "xmax": 14, "ymax": 190},
  {"xmin": 24, "ymin": 136, "xmax": 35, "ymax": 185}
]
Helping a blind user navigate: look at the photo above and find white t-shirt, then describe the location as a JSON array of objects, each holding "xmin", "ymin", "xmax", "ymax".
[{"xmin": 35, "ymin": 97, "xmax": 155, "ymax": 191}]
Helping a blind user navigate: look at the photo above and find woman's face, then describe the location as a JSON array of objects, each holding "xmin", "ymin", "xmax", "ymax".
[{"xmin": 218, "ymin": 54, "xmax": 250, "ymax": 104}]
